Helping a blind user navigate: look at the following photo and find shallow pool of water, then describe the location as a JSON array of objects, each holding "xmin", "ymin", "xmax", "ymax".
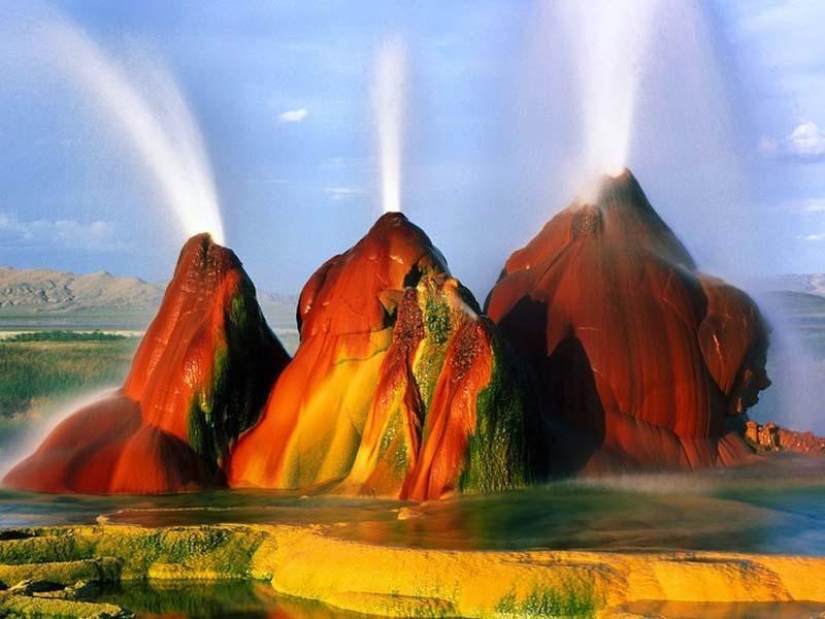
[
  {"xmin": 95, "ymin": 582, "xmax": 825, "ymax": 619},
  {"xmin": 94, "ymin": 581, "xmax": 372, "ymax": 619},
  {"xmin": 1, "ymin": 454, "xmax": 824, "ymax": 557}
]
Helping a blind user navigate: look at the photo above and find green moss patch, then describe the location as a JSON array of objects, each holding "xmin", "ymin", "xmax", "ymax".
[
  {"xmin": 495, "ymin": 580, "xmax": 598, "ymax": 618},
  {"xmin": 459, "ymin": 335, "xmax": 530, "ymax": 494}
]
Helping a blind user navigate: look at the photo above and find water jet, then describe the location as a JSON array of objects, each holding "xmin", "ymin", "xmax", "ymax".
[
  {"xmin": 558, "ymin": 0, "xmax": 659, "ymax": 198},
  {"xmin": 22, "ymin": 14, "xmax": 225, "ymax": 244},
  {"xmin": 373, "ymin": 36, "xmax": 408, "ymax": 214}
]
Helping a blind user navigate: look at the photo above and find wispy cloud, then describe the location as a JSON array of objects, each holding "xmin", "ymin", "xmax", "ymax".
[
  {"xmin": 277, "ymin": 108, "xmax": 309, "ymax": 123},
  {"xmin": 323, "ymin": 187, "xmax": 366, "ymax": 202},
  {"xmin": 322, "ymin": 156, "xmax": 369, "ymax": 169},
  {"xmin": 760, "ymin": 120, "xmax": 825, "ymax": 162},
  {"xmin": 0, "ymin": 212, "xmax": 127, "ymax": 251},
  {"xmin": 780, "ymin": 198, "xmax": 825, "ymax": 214},
  {"xmin": 245, "ymin": 177, "xmax": 289, "ymax": 186},
  {"xmin": 787, "ymin": 121, "xmax": 825, "ymax": 158},
  {"xmin": 799, "ymin": 233, "xmax": 825, "ymax": 242},
  {"xmin": 803, "ymin": 199, "xmax": 825, "ymax": 213}
]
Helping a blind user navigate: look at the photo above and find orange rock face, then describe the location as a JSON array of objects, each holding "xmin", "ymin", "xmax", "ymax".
[
  {"xmin": 486, "ymin": 170, "xmax": 770, "ymax": 474},
  {"xmin": 230, "ymin": 213, "xmax": 529, "ymax": 499},
  {"xmin": 4, "ymin": 234, "xmax": 288, "ymax": 493}
]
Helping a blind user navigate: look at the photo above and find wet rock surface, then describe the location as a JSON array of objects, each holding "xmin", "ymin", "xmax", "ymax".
[
  {"xmin": 486, "ymin": 170, "xmax": 771, "ymax": 475},
  {"xmin": 1, "ymin": 579, "xmax": 132, "ymax": 618},
  {"xmin": 230, "ymin": 213, "xmax": 530, "ymax": 499},
  {"xmin": 3, "ymin": 234, "xmax": 289, "ymax": 494},
  {"xmin": 3, "ymin": 522, "xmax": 825, "ymax": 618},
  {"xmin": 745, "ymin": 420, "xmax": 825, "ymax": 455}
]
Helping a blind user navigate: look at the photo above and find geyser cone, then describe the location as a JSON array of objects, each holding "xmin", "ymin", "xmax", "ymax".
[
  {"xmin": 4, "ymin": 234, "xmax": 289, "ymax": 493},
  {"xmin": 230, "ymin": 213, "xmax": 530, "ymax": 499},
  {"xmin": 486, "ymin": 169, "xmax": 770, "ymax": 474}
]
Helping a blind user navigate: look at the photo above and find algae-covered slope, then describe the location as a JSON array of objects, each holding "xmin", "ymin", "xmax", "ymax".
[
  {"xmin": 230, "ymin": 213, "xmax": 529, "ymax": 499},
  {"xmin": 486, "ymin": 170, "xmax": 771, "ymax": 474},
  {"xmin": 4, "ymin": 234, "xmax": 289, "ymax": 493},
  {"xmin": 2, "ymin": 523, "xmax": 825, "ymax": 619}
]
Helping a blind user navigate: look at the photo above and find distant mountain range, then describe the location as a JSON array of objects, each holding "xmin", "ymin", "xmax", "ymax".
[
  {"xmin": 749, "ymin": 274, "xmax": 825, "ymax": 326},
  {"xmin": 755, "ymin": 273, "xmax": 825, "ymax": 296},
  {"xmin": 0, "ymin": 266, "xmax": 297, "ymax": 335},
  {"xmin": 0, "ymin": 266, "xmax": 165, "ymax": 315},
  {"xmin": 3, "ymin": 264, "xmax": 825, "ymax": 332}
]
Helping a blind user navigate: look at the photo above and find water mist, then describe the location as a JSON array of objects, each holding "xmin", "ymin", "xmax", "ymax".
[
  {"xmin": 753, "ymin": 295, "xmax": 825, "ymax": 436},
  {"xmin": 373, "ymin": 37, "xmax": 408, "ymax": 214},
  {"xmin": 0, "ymin": 387, "xmax": 118, "ymax": 479},
  {"xmin": 559, "ymin": 0, "xmax": 659, "ymax": 199},
  {"xmin": 27, "ymin": 17, "xmax": 225, "ymax": 244},
  {"xmin": 575, "ymin": 0, "xmax": 658, "ymax": 176}
]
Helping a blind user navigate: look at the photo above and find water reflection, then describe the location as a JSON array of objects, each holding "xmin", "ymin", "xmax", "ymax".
[
  {"xmin": 616, "ymin": 600, "xmax": 825, "ymax": 619},
  {"xmin": 95, "ymin": 581, "xmax": 373, "ymax": 619},
  {"xmin": 1, "ymin": 455, "xmax": 824, "ymax": 556}
]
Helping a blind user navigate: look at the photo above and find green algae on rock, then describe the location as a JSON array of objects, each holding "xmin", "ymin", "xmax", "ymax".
[
  {"xmin": 0, "ymin": 525, "xmax": 267, "ymax": 582},
  {"xmin": 230, "ymin": 213, "xmax": 532, "ymax": 500},
  {"xmin": 3, "ymin": 522, "xmax": 825, "ymax": 618},
  {"xmin": 0, "ymin": 592, "xmax": 133, "ymax": 619},
  {"xmin": 3, "ymin": 234, "xmax": 290, "ymax": 494}
]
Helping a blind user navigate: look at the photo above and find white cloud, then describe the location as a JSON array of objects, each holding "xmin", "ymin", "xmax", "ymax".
[
  {"xmin": 803, "ymin": 200, "xmax": 825, "ymax": 213},
  {"xmin": 277, "ymin": 108, "xmax": 308, "ymax": 123},
  {"xmin": 0, "ymin": 212, "xmax": 126, "ymax": 251},
  {"xmin": 780, "ymin": 198, "xmax": 825, "ymax": 214},
  {"xmin": 787, "ymin": 121, "xmax": 825, "ymax": 158},
  {"xmin": 760, "ymin": 121, "xmax": 825, "ymax": 162},
  {"xmin": 799, "ymin": 233, "xmax": 825, "ymax": 242},
  {"xmin": 323, "ymin": 187, "xmax": 366, "ymax": 201}
]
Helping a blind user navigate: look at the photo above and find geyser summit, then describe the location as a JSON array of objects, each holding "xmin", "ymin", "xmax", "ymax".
[
  {"xmin": 4, "ymin": 234, "xmax": 287, "ymax": 493},
  {"xmin": 4, "ymin": 172, "xmax": 774, "ymax": 495},
  {"xmin": 487, "ymin": 169, "xmax": 771, "ymax": 474},
  {"xmin": 230, "ymin": 212, "xmax": 530, "ymax": 499}
]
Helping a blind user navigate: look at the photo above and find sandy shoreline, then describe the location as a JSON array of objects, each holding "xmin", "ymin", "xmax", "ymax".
[{"xmin": 1, "ymin": 522, "xmax": 824, "ymax": 618}]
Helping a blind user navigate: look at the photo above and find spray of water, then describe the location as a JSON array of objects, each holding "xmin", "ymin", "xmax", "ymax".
[
  {"xmin": 0, "ymin": 388, "xmax": 118, "ymax": 479},
  {"xmin": 373, "ymin": 37, "xmax": 408, "ymax": 214},
  {"xmin": 752, "ymin": 294, "xmax": 825, "ymax": 436},
  {"xmin": 561, "ymin": 0, "xmax": 659, "ymax": 181},
  {"xmin": 34, "ymin": 18, "xmax": 225, "ymax": 244}
]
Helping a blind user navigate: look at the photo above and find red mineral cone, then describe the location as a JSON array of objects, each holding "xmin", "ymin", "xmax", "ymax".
[
  {"xmin": 486, "ymin": 170, "xmax": 770, "ymax": 474},
  {"xmin": 230, "ymin": 214, "xmax": 529, "ymax": 499},
  {"xmin": 4, "ymin": 234, "xmax": 289, "ymax": 493}
]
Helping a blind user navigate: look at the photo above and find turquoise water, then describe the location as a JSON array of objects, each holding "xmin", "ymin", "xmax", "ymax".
[
  {"xmin": 2, "ymin": 455, "xmax": 825, "ymax": 618},
  {"xmin": 1, "ymin": 455, "xmax": 824, "ymax": 555}
]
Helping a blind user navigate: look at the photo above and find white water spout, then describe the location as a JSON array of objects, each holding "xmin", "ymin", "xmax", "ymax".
[
  {"xmin": 373, "ymin": 37, "xmax": 408, "ymax": 214},
  {"xmin": 561, "ymin": 0, "xmax": 659, "ymax": 180},
  {"xmin": 33, "ymin": 17, "xmax": 225, "ymax": 244}
]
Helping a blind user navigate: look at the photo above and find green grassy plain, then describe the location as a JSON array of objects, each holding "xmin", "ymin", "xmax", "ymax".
[
  {"xmin": 0, "ymin": 331, "xmax": 139, "ymax": 459},
  {"xmin": 0, "ymin": 331, "xmax": 138, "ymax": 418}
]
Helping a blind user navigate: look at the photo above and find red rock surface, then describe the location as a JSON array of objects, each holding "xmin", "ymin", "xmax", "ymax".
[
  {"xmin": 486, "ymin": 170, "xmax": 770, "ymax": 474},
  {"xmin": 745, "ymin": 420, "xmax": 825, "ymax": 456},
  {"xmin": 4, "ymin": 234, "xmax": 288, "ymax": 493},
  {"xmin": 230, "ymin": 213, "xmax": 528, "ymax": 499}
]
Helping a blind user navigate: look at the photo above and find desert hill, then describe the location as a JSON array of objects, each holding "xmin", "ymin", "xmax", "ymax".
[
  {"xmin": 0, "ymin": 266, "xmax": 298, "ymax": 345},
  {"xmin": 0, "ymin": 266, "xmax": 163, "ymax": 314}
]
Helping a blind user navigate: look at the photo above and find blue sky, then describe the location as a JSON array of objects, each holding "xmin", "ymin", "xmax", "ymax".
[{"xmin": 0, "ymin": 1, "xmax": 824, "ymax": 296}]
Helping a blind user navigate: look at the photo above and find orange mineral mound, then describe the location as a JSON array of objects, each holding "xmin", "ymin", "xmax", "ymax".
[
  {"xmin": 230, "ymin": 213, "xmax": 529, "ymax": 499},
  {"xmin": 486, "ymin": 170, "xmax": 770, "ymax": 474},
  {"xmin": 4, "ymin": 234, "xmax": 289, "ymax": 493}
]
